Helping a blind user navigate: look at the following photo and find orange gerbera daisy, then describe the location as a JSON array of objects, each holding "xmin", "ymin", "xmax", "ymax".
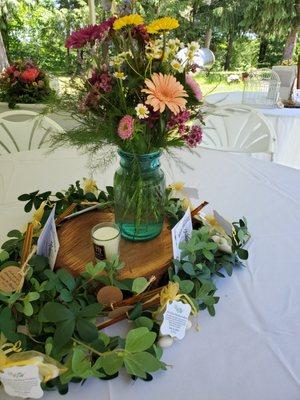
[{"xmin": 142, "ymin": 73, "xmax": 188, "ymax": 115}]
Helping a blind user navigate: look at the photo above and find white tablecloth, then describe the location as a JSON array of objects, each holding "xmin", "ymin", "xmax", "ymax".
[
  {"xmin": 205, "ymin": 91, "xmax": 300, "ymax": 170},
  {"xmin": 1, "ymin": 148, "xmax": 300, "ymax": 400}
]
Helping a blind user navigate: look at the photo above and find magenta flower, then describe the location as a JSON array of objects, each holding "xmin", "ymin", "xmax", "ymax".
[
  {"xmin": 185, "ymin": 74, "xmax": 202, "ymax": 101},
  {"xmin": 118, "ymin": 115, "xmax": 134, "ymax": 140},
  {"xmin": 184, "ymin": 125, "xmax": 203, "ymax": 147},
  {"xmin": 65, "ymin": 17, "xmax": 116, "ymax": 49},
  {"xmin": 167, "ymin": 110, "xmax": 190, "ymax": 130}
]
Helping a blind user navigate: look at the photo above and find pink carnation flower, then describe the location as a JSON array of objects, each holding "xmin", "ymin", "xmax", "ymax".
[
  {"xmin": 185, "ymin": 74, "xmax": 202, "ymax": 101},
  {"xmin": 118, "ymin": 115, "xmax": 134, "ymax": 140}
]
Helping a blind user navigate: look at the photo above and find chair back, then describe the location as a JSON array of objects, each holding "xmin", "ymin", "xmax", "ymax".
[
  {"xmin": 199, "ymin": 104, "xmax": 276, "ymax": 155},
  {"xmin": 0, "ymin": 110, "xmax": 63, "ymax": 155}
]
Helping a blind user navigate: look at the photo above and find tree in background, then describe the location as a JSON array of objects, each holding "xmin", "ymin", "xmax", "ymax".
[
  {"xmin": 242, "ymin": 0, "xmax": 300, "ymax": 64},
  {"xmin": 0, "ymin": 0, "xmax": 20, "ymax": 69},
  {"xmin": 1, "ymin": 0, "xmax": 299, "ymax": 74},
  {"xmin": 283, "ymin": 0, "xmax": 300, "ymax": 60}
]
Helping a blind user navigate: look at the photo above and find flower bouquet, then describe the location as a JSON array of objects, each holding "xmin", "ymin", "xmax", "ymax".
[
  {"xmin": 54, "ymin": 13, "xmax": 205, "ymax": 241},
  {"xmin": 0, "ymin": 60, "xmax": 55, "ymax": 109}
]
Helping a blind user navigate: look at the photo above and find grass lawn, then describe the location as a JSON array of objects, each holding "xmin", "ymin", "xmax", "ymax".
[{"xmin": 195, "ymin": 74, "xmax": 244, "ymax": 97}]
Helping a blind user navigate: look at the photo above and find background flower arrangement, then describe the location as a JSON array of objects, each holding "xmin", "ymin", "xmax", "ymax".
[{"xmin": 0, "ymin": 60, "xmax": 55, "ymax": 109}]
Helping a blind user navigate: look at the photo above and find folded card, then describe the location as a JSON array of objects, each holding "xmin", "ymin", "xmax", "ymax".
[
  {"xmin": 172, "ymin": 207, "xmax": 193, "ymax": 261},
  {"xmin": 37, "ymin": 206, "xmax": 59, "ymax": 270}
]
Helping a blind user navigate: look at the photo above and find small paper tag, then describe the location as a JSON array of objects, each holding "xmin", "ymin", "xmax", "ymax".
[
  {"xmin": 0, "ymin": 365, "xmax": 43, "ymax": 399},
  {"xmin": 172, "ymin": 207, "xmax": 193, "ymax": 263},
  {"xmin": 160, "ymin": 300, "xmax": 191, "ymax": 340},
  {"xmin": 37, "ymin": 206, "xmax": 60, "ymax": 270}
]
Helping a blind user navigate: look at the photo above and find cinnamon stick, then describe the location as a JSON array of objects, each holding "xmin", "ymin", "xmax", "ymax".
[
  {"xmin": 55, "ymin": 203, "xmax": 77, "ymax": 225},
  {"xmin": 97, "ymin": 297, "xmax": 161, "ymax": 330},
  {"xmin": 21, "ymin": 223, "xmax": 34, "ymax": 265},
  {"xmin": 191, "ymin": 201, "xmax": 209, "ymax": 217},
  {"xmin": 111, "ymin": 286, "xmax": 164, "ymax": 309}
]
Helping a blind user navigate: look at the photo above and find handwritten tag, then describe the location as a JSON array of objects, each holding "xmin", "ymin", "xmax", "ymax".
[
  {"xmin": 0, "ymin": 365, "xmax": 43, "ymax": 399},
  {"xmin": 172, "ymin": 207, "xmax": 193, "ymax": 263},
  {"xmin": 0, "ymin": 266, "xmax": 24, "ymax": 293},
  {"xmin": 160, "ymin": 300, "xmax": 191, "ymax": 340},
  {"xmin": 37, "ymin": 206, "xmax": 59, "ymax": 270}
]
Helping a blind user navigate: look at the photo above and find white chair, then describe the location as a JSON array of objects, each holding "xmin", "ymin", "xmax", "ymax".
[
  {"xmin": 0, "ymin": 110, "xmax": 63, "ymax": 155},
  {"xmin": 198, "ymin": 104, "xmax": 276, "ymax": 159},
  {"xmin": 272, "ymin": 65, "xmax": 297, "ymax": 101}
]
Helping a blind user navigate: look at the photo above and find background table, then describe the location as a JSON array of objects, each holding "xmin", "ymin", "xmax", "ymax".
[
  {"xmin": 1, "ymin": 147, "xmax": 300, "ymax": 400},
  {"xmin": 205, "ymin": 91, "xmax": 300, "ymax": 170}
]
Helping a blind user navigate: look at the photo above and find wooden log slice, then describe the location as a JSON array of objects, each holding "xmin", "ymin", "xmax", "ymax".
[{"xmin": 55, "ymin": 211, "xmax": 173, "ymax": 280}]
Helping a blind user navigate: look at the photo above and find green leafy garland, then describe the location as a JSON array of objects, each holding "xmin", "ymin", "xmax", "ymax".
[{"xmin": 0, "ymin": 181, "xmax": 250, "ymax": 395}]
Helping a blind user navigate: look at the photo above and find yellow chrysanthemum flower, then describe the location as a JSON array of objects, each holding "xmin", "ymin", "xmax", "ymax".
[
  {"xmin": 113, "ymin": 14, "xmax": 144, "ymax": 30},
  {"xmin": 146, "ymin": 17, "xmax": 179, "ymax": 34}
]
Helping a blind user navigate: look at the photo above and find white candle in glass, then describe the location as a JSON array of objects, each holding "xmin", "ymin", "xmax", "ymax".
[{"xmin": 91, "ymin": 222, "xmax": 120, "ymax": 262}]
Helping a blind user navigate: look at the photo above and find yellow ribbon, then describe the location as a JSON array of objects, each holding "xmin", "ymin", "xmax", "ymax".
[
  {"xmin": 83, "ymin": 178, "xmax": 98, "ymax": 195},
  {"xmin": 0, "ymin": 340, "xmax": 67, "ymax": 382},
  {"xmin": 31, "ymin": 201, "xmax": 47, "ymax": 230},
  {"xmin": 155, "ymin": 282, "xmax": 198, "ymax": 317}
]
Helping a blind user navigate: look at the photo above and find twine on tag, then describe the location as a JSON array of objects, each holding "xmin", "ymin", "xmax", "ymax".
[
  {"xmin": 17, "ymin": 246, "xmax": 37, "ymax": 292},
  {"xmin": 154, "ymin": 282, "xmax": 197, "ymax": 317}
]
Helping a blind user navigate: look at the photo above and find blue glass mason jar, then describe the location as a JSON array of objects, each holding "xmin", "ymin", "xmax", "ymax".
[{"xmin": 114, "ymin": 149, "xmax": 166, "ymax": 241}]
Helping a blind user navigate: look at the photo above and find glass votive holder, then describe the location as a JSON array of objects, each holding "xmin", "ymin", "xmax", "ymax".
[{"xmin": 91, "ymin": 222, "xmax": 120, "ymax": 262}]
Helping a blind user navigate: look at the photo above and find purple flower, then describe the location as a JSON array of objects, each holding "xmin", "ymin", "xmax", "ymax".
[
  {"xmin": 145, "ymin": 106, "xmax": 160, "ymax": 128},
  {"xmin": 167, "ymin": 110, "xmax": 191, "ymax": 130},
  {"xmin": 184, "ymin": 125, "xmax": 203, "ymax": 148},
  {"xmin": 65, "ymin": 17, "xmax": 116, "ymax": 49}
]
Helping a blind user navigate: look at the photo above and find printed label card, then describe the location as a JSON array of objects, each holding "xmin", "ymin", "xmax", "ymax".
[
  {"xmin": 0, "ymin": 365, "xmax": 43, "ymax": 399},
  {"xmin": 160, "ymin": 300, "xmax": 191, "ymax": 340}
]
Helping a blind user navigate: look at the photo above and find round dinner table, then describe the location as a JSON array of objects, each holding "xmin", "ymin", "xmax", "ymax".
[
  {"xmin": 0, "ymin": 147, "xmax": 300, "ymax": 400},
  {"xmin": 204, "ymin": 91, "xmax": 300, "ymax": 170}
]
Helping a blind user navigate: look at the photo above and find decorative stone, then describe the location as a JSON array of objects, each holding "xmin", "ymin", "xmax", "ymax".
[{"xmin": 158, "ymin": 336, "xmax": 174, "ymax": 348}]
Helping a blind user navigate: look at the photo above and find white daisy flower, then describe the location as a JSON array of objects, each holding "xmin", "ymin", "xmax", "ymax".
[
  {"xmin": 135, "ymin": 103, "xmax": 149, "ymax": 119},
  {"xmin": 187, "ymin": 41, "xmax": 200, "ymax": 52},
  {"xmin": 171, "ymin": 59, "xmax": 183, "ymax": 72}
]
